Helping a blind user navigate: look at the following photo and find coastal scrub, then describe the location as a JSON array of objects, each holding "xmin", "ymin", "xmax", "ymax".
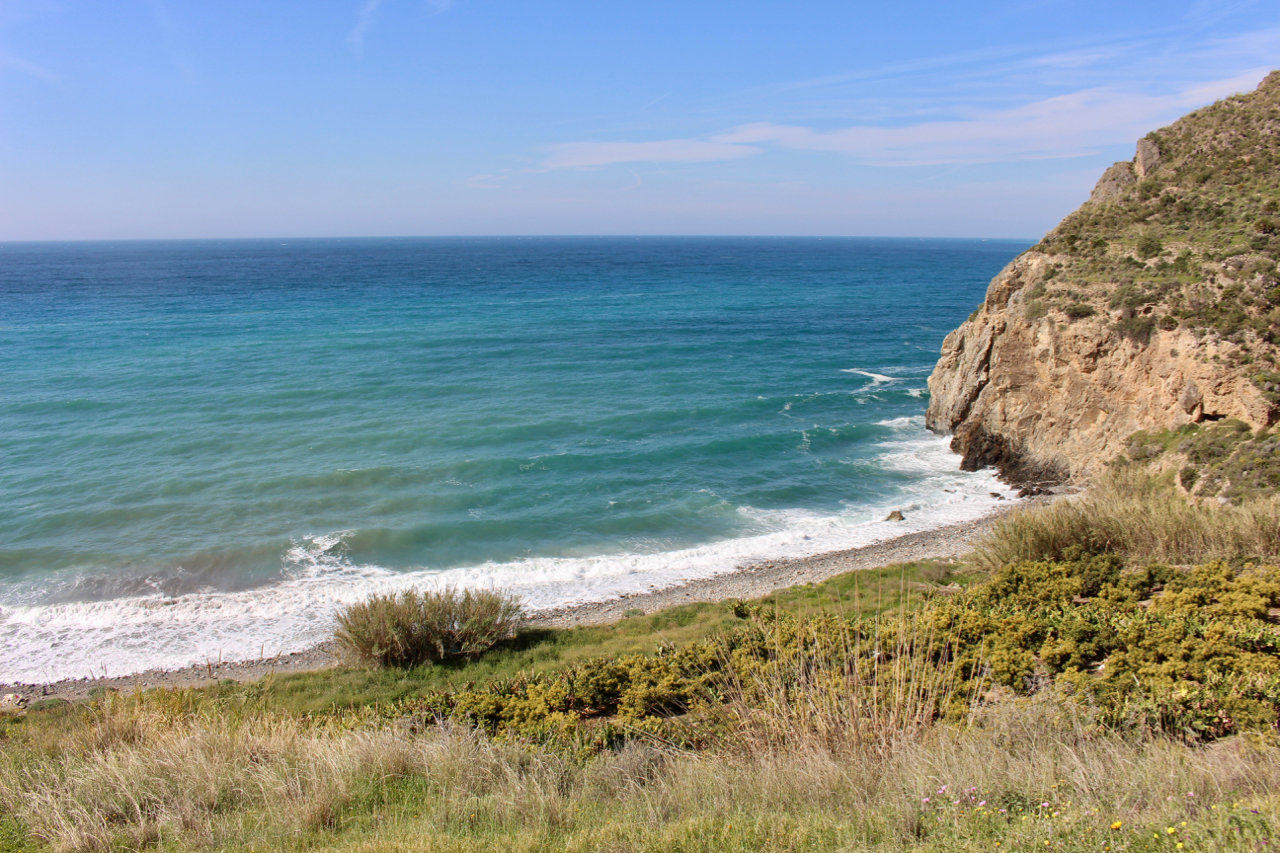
[{"xmin": 334, "ymin": 587, "xmax": 524, "ymax": 668}]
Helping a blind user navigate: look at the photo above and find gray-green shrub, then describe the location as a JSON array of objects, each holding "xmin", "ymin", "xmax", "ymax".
[{"xmin": 335, "ymin": 587, "xmax": 524, "ymax": 667}]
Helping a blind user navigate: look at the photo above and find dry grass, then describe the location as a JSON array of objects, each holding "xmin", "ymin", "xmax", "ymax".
[
  {"xmin": 0, "ymin": 691, "xmax": 576, "ymax": 852},
  {"xmin": 974, "ymin": 467, "xmax": 1280, "ymax": 570},
  {"xmin": 11, "ymin": 505, "xmax": 1280, "ymax": 851},
  {"xmin": 8, "ymin": 607, "xmax": 1280, "ymax": 852},
  {"xmin": 6, "ymin": 687, "xmax": 1280, "ymax": 852}
]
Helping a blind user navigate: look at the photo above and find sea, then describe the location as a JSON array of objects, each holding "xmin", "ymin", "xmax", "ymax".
[{"xmin": 0, "ymin": 237, "xmax": 1028, "ymax": 683}]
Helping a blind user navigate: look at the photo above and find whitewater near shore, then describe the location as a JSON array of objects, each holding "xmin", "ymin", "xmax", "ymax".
[
  {"xmin": 0, "ymin": 427, "xmax": 1015, "ymax": 687},
  {"xmin": 1, "ymin": 502, "xmax": 1028, "ymax": 703}
]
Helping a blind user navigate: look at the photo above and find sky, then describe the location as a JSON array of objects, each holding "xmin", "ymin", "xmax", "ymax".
[{"xmin": 1, "ymin": 1, "xmax": 1278, "ymax": 240}]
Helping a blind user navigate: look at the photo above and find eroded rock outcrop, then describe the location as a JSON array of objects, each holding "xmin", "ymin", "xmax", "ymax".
[{"xmin": 927, "ymin": 71, "xmax": 1280, "ymax": 483}]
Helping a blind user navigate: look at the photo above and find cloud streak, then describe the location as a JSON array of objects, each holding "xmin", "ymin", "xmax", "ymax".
[
  {"xmin": 347, "ymin": 0, "xmax": 385, "ymax": 57},
  {"xmin": 542, "ymin": 71, "xmax": 1268, "ymax": 169},
  {"xmin": 542, "ymin": 139, "xmax": 760, "ymax": 169},
  {"xmin": 349, "ymin": 0, "xmax": 452, "ymax": 56},
  {"xmin": 0, "ymin": 47, "xmax": 56, "ymax": 80}
]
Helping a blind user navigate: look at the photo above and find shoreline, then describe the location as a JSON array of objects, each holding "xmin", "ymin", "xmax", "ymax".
[{"xmin": 2, "ymin": 503, "xmax": 1031, "ymax": 705}]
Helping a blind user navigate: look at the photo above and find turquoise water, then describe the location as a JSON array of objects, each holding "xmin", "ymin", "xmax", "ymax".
[{"xmin": 0, "ymin": 237, "xmax": 1025, "ymax": 682}]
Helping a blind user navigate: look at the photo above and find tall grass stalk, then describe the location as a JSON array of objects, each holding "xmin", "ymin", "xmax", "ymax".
[{"xmin": 714, "ymin": 608, "xmax": 977, "ymax": 756}]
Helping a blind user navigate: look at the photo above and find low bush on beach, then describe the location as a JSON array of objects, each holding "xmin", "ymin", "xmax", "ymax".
[{"xmin": 334, "ymin": 587, "xmax": 525, "ymax": 667}]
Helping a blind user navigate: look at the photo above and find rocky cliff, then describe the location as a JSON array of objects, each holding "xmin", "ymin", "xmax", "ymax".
[{"xmin": 926, "ymin": 71, "xmax": 1280, "ymax": 484}]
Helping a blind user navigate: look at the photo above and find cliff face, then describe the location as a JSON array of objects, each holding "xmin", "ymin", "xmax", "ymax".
[{"xmin": 927, "ymin": 71, "xmax": 1280, "ymax": 484}]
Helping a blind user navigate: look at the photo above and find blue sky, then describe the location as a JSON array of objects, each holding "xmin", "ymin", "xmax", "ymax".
[{"xmin": 1, "ymin": 1, "xmax": 1278, "ymax": 240}]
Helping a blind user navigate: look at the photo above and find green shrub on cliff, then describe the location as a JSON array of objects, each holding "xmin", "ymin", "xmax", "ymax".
[
  {"xmin": 1015, "ymin": 72, "xmax": 1280, "ymax": 393},
  {"xmin": 1122, "ymin": 421, "xmax": 1280, "ymax": 502}
]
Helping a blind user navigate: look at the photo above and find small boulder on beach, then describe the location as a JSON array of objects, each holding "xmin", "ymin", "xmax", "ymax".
[{"xmin": 885, "ymin": 510, "xmax": 905, "ymax": 521}]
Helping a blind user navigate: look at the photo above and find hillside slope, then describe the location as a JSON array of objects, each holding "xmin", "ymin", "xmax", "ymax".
[{"xmin": 927, "ymin": 71, "xmax": 1280, "ymax": 484}]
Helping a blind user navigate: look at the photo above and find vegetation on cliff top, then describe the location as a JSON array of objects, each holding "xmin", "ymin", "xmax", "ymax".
[{"xmin": 1024, "ymin": 71, "xmax": 1280, "ymax": 371}]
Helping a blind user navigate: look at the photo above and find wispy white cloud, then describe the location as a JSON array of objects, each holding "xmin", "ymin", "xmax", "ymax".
[
  {"xmin": 349, "ymin": 0, "xmax": 452, "ymax": 57},
  {"xmin": 543, "ymin": 70, "xmax": 1268, "ymax": 170},
  {"xmin": 1184, "ymin": 0, "xmax": 1264, "ymax": 29},
  {"xmin": 727, "ymin": 27, "xmax": 1280, "ymax": 128},
  {"xmin": 0, "ymin": 47, "xmax": 56, "ymax": 80},
  {"xmin": 466, "ymin": 173, "xmax": 509, "ymax": 188},
  {"xmin": 542, "ymin": 139, "xmax": 760, "ymax": 169},
  {"xmin": 717, "ymin": 71, "xmax": 1267, "ymax": 165},
  {"xmin": 347, "ymin": 0, "xmax": 385, "ymax": 57}
]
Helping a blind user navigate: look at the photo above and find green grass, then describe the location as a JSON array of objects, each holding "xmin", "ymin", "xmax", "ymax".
[
  {"xmin": 0, "ymin": 817, "xmax": 28, "ymax": 853},
  {"xmin": 204, "ymin": 559, "xmax": 972, "ymax": 716}
]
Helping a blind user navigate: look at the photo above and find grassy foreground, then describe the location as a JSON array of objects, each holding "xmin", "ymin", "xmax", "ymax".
[{"xmin": 5, "ymin": 475, "xmax": 1280, "ymax": 852}]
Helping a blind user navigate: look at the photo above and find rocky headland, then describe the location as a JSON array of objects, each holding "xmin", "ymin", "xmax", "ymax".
[{"xmin": 927, "ymin": 71, "xmax": 1280, "ymax": 485}]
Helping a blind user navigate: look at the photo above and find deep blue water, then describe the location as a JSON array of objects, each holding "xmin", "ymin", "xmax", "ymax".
[{"xmin": 0, "ymin": 237, "xmax": 1025, "ymax": 681}]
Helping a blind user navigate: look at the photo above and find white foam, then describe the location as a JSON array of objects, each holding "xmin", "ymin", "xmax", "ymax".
[
  {"xmin": 0, "ymin": 422, "xmax": 1014, "ymax": 684},
  {"xmin": 841, "ymin": 369, "xmax": 896, "ymax": 384}
]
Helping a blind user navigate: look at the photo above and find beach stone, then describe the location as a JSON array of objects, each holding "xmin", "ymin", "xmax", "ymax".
[
  {"xmin": 884, "ymin": 510, "xmax": 905, "ymax": 521},
  {"xmin": 0, "ymin": 693, "xmax": 27, "ymax": 710}
]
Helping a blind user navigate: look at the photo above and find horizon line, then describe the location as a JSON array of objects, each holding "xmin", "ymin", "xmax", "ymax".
[{"xmin": 0, "ymin": 234, "xmax": 1041, "ymax": 245}]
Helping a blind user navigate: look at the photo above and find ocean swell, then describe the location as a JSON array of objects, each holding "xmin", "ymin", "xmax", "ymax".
[{"xmin": 0, "ymin": 428, "xmax": 1011, "ymax": 684}]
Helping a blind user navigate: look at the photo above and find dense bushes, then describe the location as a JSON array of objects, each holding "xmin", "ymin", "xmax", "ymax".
[
  {"xmin": 335, "ymin": 587, "xmax": 524, "ymax": 667},
  {"xmin": 1125, "ymin": 421, "xmax": 1280, "ymax": 501},
  {"xmin": 377, "ymin": 547, "xmax": 1280, "ymax": 746}
]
